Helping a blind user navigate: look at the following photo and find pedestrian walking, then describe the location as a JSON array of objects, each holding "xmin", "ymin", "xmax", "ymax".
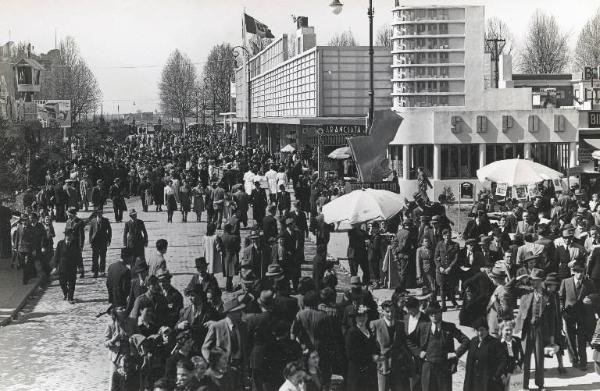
[
  {"xmin": 53, "ymin": 228, "xmax": 83, "ymax": 304},
  {"xmin": 89, "ymin": 208, "xmax": 112, "ymax": 278},
  {"xmin": 123, "ymin": 208, "xmax": 148, "ymax": 260}
]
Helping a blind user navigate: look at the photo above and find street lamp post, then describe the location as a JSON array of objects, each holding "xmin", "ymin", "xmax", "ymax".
[
  {"xmin": 330, "ymin": 0, "xmax": 374, "ymax": 131},
  {"xmin": 233, "ymin": 46, "xmax": 252, "ymax": 146}
]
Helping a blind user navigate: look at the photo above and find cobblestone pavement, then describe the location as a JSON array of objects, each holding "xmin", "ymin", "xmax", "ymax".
[{"xmin": 0, "ymin": 198, "xmax": 331, "ymax": 391}]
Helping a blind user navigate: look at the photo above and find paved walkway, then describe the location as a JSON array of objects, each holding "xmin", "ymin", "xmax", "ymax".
[{"xmin": 0, "ymin": 256, "xmax": 42, "ymax": 327}]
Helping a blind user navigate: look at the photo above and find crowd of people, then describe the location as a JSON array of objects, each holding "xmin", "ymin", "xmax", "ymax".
[{"xmin": 2, "ymin": 125, "xmax": 600, "ymax": 391}]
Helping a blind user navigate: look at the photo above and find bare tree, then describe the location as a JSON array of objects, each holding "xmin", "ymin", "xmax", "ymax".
[
  {"xmin": 159, "ymin": 49, "xmax": 198, "ymax": 131},
  {"xmin": 328, "ymin": 29, "xmax": 358, "ymax": 46},
  {"xmin": 376, "ymin": 24, "xmax": 393, "ymax": 48},
  {"xmin": 574, "ymin": 8, "xmax": 600, "ymax": 72},
  {"xmin": 485, "ymin": 17, "xmax": 514, "ymax": 54},
  {"xmin": 42, "ymin": 37, "xmax": 102, "ymax": 123},
  {"xmin": 201, "ymin": 43, "xmax": 236, "ymax": 126},
  {"xmin": 518, "ymin": 10, "xmax": 570, "ymax": 74}
]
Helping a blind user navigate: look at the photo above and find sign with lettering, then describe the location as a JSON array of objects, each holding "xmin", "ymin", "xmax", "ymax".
[
  {"xmin": 584, "ymin": 66, "xmax": 599, "ymax": 80},
  {"xmin": 323, "ymin": 124, "xmax": 366, "ymax": 135},
  {"xmin": 590, "ymin": 112, "xmax": 600, "ymax": 128}
]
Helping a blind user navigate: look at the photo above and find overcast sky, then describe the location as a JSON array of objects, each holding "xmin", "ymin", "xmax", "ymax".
[{"xmin": 0, "ymin": 0, "xmax": 598, "ymax": 113}]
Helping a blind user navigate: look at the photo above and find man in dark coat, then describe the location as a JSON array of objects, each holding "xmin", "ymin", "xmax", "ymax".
[
  {"xmin": 129, "ymin": 275, "xmax": 170, "ymax": 332},
  {"xmin": 17, "ymin": 214, "xmax": 44, "ymax": 285},
  {"xmin": 462, "ymin": 319, "xmax": 507, "ymax": 391},
  {"xmin": 407, "ymin": 302, "xmax": 469, "ymax": 391},
  {"xmin": 347, "ymin": 223, "xmax": 370, "ymax": 285},
  {"xmin": 91, "ymin": 179, "xmax": 107, "ymax": 211},
  {"xmin": 89, "ymin": 208, "xmax": 112, "ymax": 278},
  {"xmin": 106, "ymin": 247, "xmax": 132, "ymax": 307},
  {"xmin": 109, "ymin": 178, "xmax": 126, "ymax": 222},
  {"xmin": 233, "ymin": 186, "xmax": 249, "ymax": 228},
  {"xmin": 52, "ymin": 229, "xmax": 83, "ymax": 304},
  {"xmin": 271, "ymin": 278, "xmax": 299, "ymax": 324},
  {"xmin": 262, "ymin": 205, "xmax": 278, "ymax": 242},
  {"xmin": 157, "ymin": 269, "xmax": 183, "ymax": 329},
  {"xmin": 559, "ymin": 259, "xmax": 597, "ymax": 370},
  {"xmin": 123, "ymin": 209, "xmax": 148, "ymax": 259},
  {"xmin": 372, "ymin": 300, "xmax": 412, "ymax": 391},
  {"xmin": 587, "ymin": 245, "xmax": 600, "ymax": 291},
  {"xmin": 250, "ymin": 181, "xmax": 268, "ymax": 229},
  {"xmin": 434, "ymin": 229, "xmax": 460, "ymax": 311},
  {"xmin": 514, "ymin": 268, "xmax": 557, "ymax": 390},
  {"xmin": 403, "ymin": 296, "xmax": 431, "ymax": 391},
  {"xmin": 185, "ymin": 257, "xmax": 221, "ymax": 299},
  {"xmin": 245, "ymin": 289, "xmax": 275, "ymax": 391},
  {"xmin": 126, "ymin": 258, "xmax": 149, "ymax": 315}
]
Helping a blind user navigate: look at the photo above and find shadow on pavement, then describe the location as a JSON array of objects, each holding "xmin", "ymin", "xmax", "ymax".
[{"xmin": 549, "ymin": 382, "xmax": 600, "ymax": 390}]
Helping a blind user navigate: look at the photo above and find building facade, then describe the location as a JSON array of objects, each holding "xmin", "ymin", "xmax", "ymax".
[
  {"xmin": 234, "ymin": 18, "xmax": 393, "ymax": 169},
  {"xmin": 388, "ymin": 4, "xmax": 583, "ymax": 200}
]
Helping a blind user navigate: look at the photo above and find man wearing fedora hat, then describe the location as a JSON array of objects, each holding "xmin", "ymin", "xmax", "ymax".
[
  {"xmin": 123, "ymin": 208, "xmax": 148, "ymax": 259},
  {"xmin": 407, "ymin": 301, "xmax": 469, "ymax": 391},
  {"xmin": 559, "ymin": 258, "xmax": 596, "ymax": 370},
  {"xmin": 156, "ymin": 269, "xmax": 183, "ymax": 329},
  {"xmin": 202, "ymin": 295, "xmax": 248, "ymax": 390},
  {"xmin": 554, "ymin": 225, "xmax": 585, "ymax": 280},
  {"xmin": 52, "ymin": 228, "xmax": 83, "ymax": 304},
  {"xmin": 514, "ymin": 268, "xmax": 557, "ymax": 390}
]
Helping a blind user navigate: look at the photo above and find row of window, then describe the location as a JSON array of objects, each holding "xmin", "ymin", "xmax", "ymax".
[{"xmin": 388, "ymin": 143, "xmax": 570, "ymax": 179}]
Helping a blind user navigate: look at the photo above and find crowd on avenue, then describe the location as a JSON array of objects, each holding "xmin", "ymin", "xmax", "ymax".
[{"xmin": 2, "ymin": 127, "xmax": 600, "ymax": 391}]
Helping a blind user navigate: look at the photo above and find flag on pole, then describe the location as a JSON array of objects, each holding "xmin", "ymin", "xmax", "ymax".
[{"xmin": 244, "ymin": 13, "xmax": 275, "ymax": 39}]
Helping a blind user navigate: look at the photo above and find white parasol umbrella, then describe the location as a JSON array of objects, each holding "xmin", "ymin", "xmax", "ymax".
[
  {"xmin": 328, "ymin": 146, "xmax": 351, "ymax": 160},
  {"xmin": 592, "ymin": 150, "xmax": 600, "ymax": 160},
  {"xmin": 280, "ymin": 144, "xmax": 295, "ymax": 153},
  {"xmin": 476, "ymin": 158, "xmax": 563, "ymax": 186},
  {"xmin": 322, "ymin": 188, "xmax": 405, "ymax": 225}
]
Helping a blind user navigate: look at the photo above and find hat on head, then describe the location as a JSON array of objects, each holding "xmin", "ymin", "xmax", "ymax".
[
  {"xmin": 156, "ymin": 269, "xmax": 172, "ymax": 280},
  {"xmin": 412, "ymin": 286, "xmax": 433, "ymax": 301},
  {"xmin": 194, "ymin": 257, "xmax": 208, "ymax": 270},
  {"xmin": 223, "ymin": 297, "xmax": 246, "ymax": 313},
  {"xmin": 431, "ymin": 215, "xmax": 440, "ymax": 222},
  {"xmin": 128, "ymin": 208, "xmax": 137, "ymax": 216},
  {"xmin": 350, "ymin": 276, "xmax": 362, "ymax": 287},
  {"xmin": 478, "ymin": 236, "xmax": 492, "ymax": 246},
  {"xmin": 265, "ymin": 264, "xmax": 284, "ymax": 279},
  {"xmin": 568, "ymin": 259, "xmax": 586, "ymax": 271},
  {"xmin": 491, "ymin": 266, "xmax": 507, "ymax": 279},
  {"xmin": 523, "ymin": 252, "xmax": 539, "ymax": 264},
  {"xmin": 465, "ymin": 238, "xmax": 477, "ymax": 246},
  {"xmin": 241, "ymin": 269, "xmax": 257, "ymax": 284},
  {"xmin": 544, "ymin": 273, "xmax": 561, "ymax": 286},
  {"xmin": 529, "ymin": 268, "xmax": 545, "ymax": 280},
  {"xmin": 441, "ymin": 228, "xmax": 451, "ymax": 236},
  {"xmin": 258, "ymin": 290, "xmax": 275, "ymax": 309},
  {"xmin": 425, "ymin": 301, "xmax": 443, "ymax": 314},
  {"xmin": 133, "ymin": 258, "xmax": 149, "ymax": 274},
  {"xmin": 184, "ymin": 284, "xmax": 204, "ymax": 297},
  {"xmin": 67, "ymin": 206, "xmax": 77, "ymax": 214}
]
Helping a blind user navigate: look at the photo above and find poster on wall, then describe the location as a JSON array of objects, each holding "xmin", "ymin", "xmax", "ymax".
[
  {"xmin": 527, "ymin": 184, "xmax": 541, "ymax": 198},
  {"xmin": 552, "ymin": 178, "xmax": 563, "ymax": 191},
  {"xmin": 495, "ymin": 183, "xmax": 508, "ymax": 197},
  {"xmin": 459, "ymin": 182, "xmax": 474, "ymax": 201},
  {"xmin": 514, "ymin": 185, "xmax": 528, "ymax": 200}
]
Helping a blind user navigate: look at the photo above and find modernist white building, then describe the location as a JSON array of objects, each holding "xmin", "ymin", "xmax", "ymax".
[{"xmin": 388, "ymin": 3, "xmax": 584, "ymax": 199}]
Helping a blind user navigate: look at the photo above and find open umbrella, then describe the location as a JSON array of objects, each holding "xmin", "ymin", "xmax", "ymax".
[
  {"xmin": 476, "ymin": 158, "xmax": 563, "ymax": 186},
  {"xmin": 280, "ymin": 144, "xmax": 295, "ymax": 153},
  {"xmin": 322, "ymin": 188, "xmax": 405, "ymax": 225},
  {"xmin": 328, "ymin": 146, "xmax": 351, "ymax": 160}
]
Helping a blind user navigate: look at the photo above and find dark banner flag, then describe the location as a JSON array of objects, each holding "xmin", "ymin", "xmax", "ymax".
[
  {"xmin": 348, "ymin": 110, "xmax": 402, "ymax": 182},
  {"xmin": 244, "ymin": 13, "xmax": 275, "ymax": 39}
]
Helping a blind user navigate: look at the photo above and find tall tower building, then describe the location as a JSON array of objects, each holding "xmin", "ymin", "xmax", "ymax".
[{"xmin": 390, "ymin": 3, "xmax": 485, "ymax": 108}]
